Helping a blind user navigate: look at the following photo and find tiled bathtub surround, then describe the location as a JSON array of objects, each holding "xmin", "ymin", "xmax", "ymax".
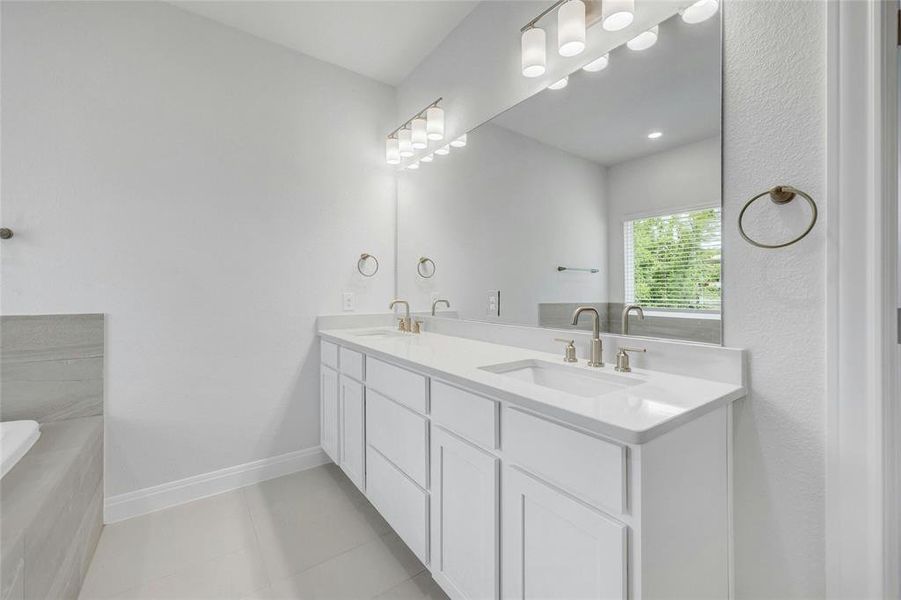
[
  {"xmin": 0, "ymin": 314, "xmax": 105, "ymax": 600},
  {"xmin": 1, "ymin": 314, "xmax": 104, "ymax": 422},
  {"xmin": 1, "ymin": 417, "xmax": 103, "ymax": 600}
]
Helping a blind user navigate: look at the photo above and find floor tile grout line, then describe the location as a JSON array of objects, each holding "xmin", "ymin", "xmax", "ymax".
[
  {"xmin": 81, "ymin": 491, "xmax": 262, "ymax": 599},
  {"xmin": 371, "ymin": 568, "xmax": 430, "ymax": 600},
  {"xmin": 240, "ymin": 469, "xmax": 392, "ymax": 591},
  {"xmin": 239, "ymin": 485, "xmax": 275, "ymax": 595}
]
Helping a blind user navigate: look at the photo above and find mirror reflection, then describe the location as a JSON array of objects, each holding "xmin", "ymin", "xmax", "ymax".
[{"xmin": 398, "ymin": 11, "xmax": 722, "ymax": 344}]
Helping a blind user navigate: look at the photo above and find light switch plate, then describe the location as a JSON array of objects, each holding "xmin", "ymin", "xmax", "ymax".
[{"xmin": 342, "ymin": 292, "xmax": 355, "ymax": 311}]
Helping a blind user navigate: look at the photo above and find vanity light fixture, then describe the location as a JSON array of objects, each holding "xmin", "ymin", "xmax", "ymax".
[
  {"xmin": 582, "ymin": 53, "xmax": 609, "ymax": 72},
  {"xmin": 420, "ymin": 154, "xmax": 434, "ymax": 163},
  {"xmin": 557, "ymin": 0, "xmax": 586, "ymax": 57},
  {"xmin": 426, "ymin": 106, "xmax": 444, "ymax": 141},
  {"xmin": 411, "ymin": 117, "xmax": 428, "ymax": 149},
  {"xmin": 520, "ymin": 0, "xmax": 633, "ymax": 79},
  {"xmin": 435, "ymin": 144, "xmax": 451, "ymax": 156},
  {"xmin": 385, "ymin": 137, "xmax": 400, "ymax": 164},
  {"xmin": 548, "ymin": 76, "xmax": 569, "ymax": 90},
  {"xmin": 521, "ymin": 27, "xmax": 547, "ymax": 78},
  {"xmin": 450, "ymin": 133, "xmax": 467, "ymax": 148},
  {"xmin": 385, "ymin": 97, "xmax": 442, "ymax": 164},
  {"xmin": 680, "ymin": 0, "xmax": 718, "ymax": 24},
  {"xmin": 627, "ymin": 25, "xmax": 658, "ymax": 51},
  {"xmin": 647, "ymin": 131, "xmax": 662, "ymax": 139},
  {"xmin": 601, "ymin": 0, "xmax": 634, "ymax": 31},
  {"xmin": 398, "ymin": 128, "xmax": 414, "ymax": 157}
]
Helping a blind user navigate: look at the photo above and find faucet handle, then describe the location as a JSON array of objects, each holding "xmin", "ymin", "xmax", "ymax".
[
  {"xmin": 615, "ymin": 347, "xmax": 646, "ymax": 373},
  {"xmin": 554, "ymin": 338, "xmax": 578, "ymax": 363}
]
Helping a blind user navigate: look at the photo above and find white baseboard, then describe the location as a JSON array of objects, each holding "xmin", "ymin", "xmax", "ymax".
[{"xmin": 104, "ymin": 446, "xmax": 330, "ymax": 524}]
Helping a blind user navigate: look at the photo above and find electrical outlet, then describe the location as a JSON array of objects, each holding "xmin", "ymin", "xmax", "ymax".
[
  {"xmin": 342, "ymin": 292, "xmax": 355, "ymax": 312},
  {"xmin": 487, "ymin": 290, "xmax": 499, "ymax": 316}
]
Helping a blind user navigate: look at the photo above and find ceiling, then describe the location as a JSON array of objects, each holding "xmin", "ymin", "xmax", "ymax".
[
  {"xmin": 169, "ymin": 1, "xmax": 479, "ymax": 86},
  {"xmin": 491, "ymin": 12, "xmax": 721, "ymax": 166}
]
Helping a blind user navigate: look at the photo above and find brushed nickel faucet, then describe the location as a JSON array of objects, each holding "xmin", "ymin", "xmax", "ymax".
[
  {"xmin": 571, "ymin": 306, "xmax": 603, "ymax": 367},
  {"xmin": 431, "ymin": 299, "xmax": 450, "ymax": 316},
  {"xmin": 389, "ymin": 299, "xmax": 412, "ymax": 332},
  {"xmin": 621, "ymin": 304, "xmax": 644, "ymax": 335}
]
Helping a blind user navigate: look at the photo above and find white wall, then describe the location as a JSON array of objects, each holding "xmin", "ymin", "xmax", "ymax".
[
  {"xmin": 606, "ymin": 137, "xmax": 721, "ymax": 302},
  {"xmin": 723, "ymin": 2, "xmax": 826, "ymax": 597},
  {"xmin": 0, "ymin": 2, "xmax": 397, "ymax": 497},
  {"xmin": 397, "ymin": 122, "xmax": 607, "ymax": 325},
  {"xmin": 397, "ymin": 2, "xmax": 827, "ymax": 597}
]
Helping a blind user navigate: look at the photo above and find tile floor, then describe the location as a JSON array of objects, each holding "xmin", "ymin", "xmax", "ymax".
[{"xmin": 78, "ymin": 465, "xmax": 449, "ymax": 600}]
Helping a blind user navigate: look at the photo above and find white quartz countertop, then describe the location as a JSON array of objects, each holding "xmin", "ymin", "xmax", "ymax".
[{"xmin": 319, "ymin": 327, "xmax": 746, "ymax": 444}]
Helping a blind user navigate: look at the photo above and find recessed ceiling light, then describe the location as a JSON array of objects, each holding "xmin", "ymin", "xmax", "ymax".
[{"xmin": 647, "ymin": 131, "xmax": 663, "ymax": 139}]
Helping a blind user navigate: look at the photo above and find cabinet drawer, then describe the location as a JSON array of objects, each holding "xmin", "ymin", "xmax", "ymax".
[
  {"xmin": 320, "ymin": 339, "xmax": 338, "ymax": 369},
  {"xmin": 504, "ymin": 408, "xmax": 626, "ymax": 514},
  {"xmin": 367, "ymin": 448, "xmax": 429, "ymax": 564},
  {"xmin": 367, "ymin": 390, "xmax": 429, "ymax": 488},
  {"xmin": 366, "ymin": 357, "xmax": 427, "ymax": 414},
  {"xmin": 431, "ymin": 381, "xmax": 498, "ymax": 450},
  {"xmin": 339, "ymin": 347, "xmax": 364, "ymax": 381}
]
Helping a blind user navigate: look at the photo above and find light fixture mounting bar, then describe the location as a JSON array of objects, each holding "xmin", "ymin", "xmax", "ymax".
[
  {"xmin": 521, "ymin": 0, "xmax": 566, "ymax": 32},
  {"xmin": 521, "ymin": 0, "xmax": 602, "ymax": 32},
  {"xmin": 387, "ymin": 97, "xmax": 443, "ymax": 139}
]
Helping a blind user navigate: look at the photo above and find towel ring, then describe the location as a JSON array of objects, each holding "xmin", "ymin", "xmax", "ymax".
[
  {"xmin": 417, "ymin": 256, "xmax": 436, "ymax": 278},
  {"xmin": 357, "ymin": 253, "xmax": 379, "ymax": 277},
  {"xmin": 738, "ymin": 185, "xmax": 818, "ymax": 249}
]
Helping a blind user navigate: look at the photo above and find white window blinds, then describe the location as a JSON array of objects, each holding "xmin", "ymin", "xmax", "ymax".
[{"xmin": 624, "ymin": 207, "xmax": 721, "ymax": 312}]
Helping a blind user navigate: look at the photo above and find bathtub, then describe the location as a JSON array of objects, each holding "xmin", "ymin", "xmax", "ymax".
[{"xmin": 1, "ymin": 420, "xmax": 40, "ymax": 478}]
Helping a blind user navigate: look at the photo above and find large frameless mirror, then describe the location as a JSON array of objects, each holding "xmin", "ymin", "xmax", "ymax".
[{"xmin": 397, "ymin": 7, "xmax": 722, "ymax": 344}]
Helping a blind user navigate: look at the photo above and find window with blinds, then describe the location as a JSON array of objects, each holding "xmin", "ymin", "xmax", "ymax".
[{"xmin": 624, "ymin": 207, "xmax": 721, "ymax": 313}]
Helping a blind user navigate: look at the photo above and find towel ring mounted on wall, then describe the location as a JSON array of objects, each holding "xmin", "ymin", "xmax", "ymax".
[
  {"xmin": 417, "ymin": 257, "xmax": 436, "ymax": 278},
  {"xmin": 357, "ymin": 253, "xmax": 379, "ymax": 277},
  {"xmin": 738, "ymin": 185, "xmax": 818, "ymax": 249}
]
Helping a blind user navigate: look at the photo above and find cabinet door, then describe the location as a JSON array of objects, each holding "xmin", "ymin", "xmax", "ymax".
[
  {"xmin": 340, "ymin": 375, "xmax": 365, "ymax": 491},
  {"xmin": 320, "ymin": 365, "xmax": 340, "ymax": 463},
  {"xmin": 502, "ymin": 467, "xmax": 627, "ymax": 600},
  {"xmin": 431, "ymin": 427, "xmax": 499, "ymax": 600}
]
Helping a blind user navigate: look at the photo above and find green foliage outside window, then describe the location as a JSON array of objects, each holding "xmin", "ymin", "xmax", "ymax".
[{"xmin": 629, "ymin": 208, "xmax": 721, "ymax": 312}]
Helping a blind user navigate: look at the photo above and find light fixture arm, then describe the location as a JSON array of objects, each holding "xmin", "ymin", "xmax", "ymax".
[
  {"xmin": 521, "ymin": 0, "xmax": 604, "ymax": 35},
  {"xmin": 387, "ymin": 97, "xmax": 443, "ymax": 139},
  {"xmin": 521, "ymin": 0, "xmax": 567, "ymax": 32}
]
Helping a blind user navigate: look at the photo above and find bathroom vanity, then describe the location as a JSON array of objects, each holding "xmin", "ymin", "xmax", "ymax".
[{"xmin": 318, "ymin": 326, "xmax": 744, "ymax": 600}]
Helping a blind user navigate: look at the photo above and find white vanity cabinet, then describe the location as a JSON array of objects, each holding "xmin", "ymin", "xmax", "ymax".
[
  {"xmin": 319, "ymin": 337, "xmax": 731, "ymax": 600},
  {"xmin": 502, "ymin": 466, "xmax": 626, "ymax": 600},
  {"xmin": 319, "ymin": 361, "xmax": 340, "ymax": 464},
  {"xmin": 430, "ymin": 426, "xmax": 500, "ymax": 600},
  {"xmin": 339, "ymin": 374, "xmax": 365, "ymax": 491}
]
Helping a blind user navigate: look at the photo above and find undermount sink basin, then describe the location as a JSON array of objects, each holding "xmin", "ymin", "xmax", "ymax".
[
  {"xmin": 350, "ymin": 329, "xmax": 409, "ymax": 339},
  {"xmin": 479, "ymin": 359, "xmax": 642, "ymax": 397}
]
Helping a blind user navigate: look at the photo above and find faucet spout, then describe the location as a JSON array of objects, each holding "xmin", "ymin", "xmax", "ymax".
[
  {"xmin": 570, "ymin": 306, "xmax": 603, "ymax": 367},
  {"xmin": 621, "ymin": 304, "xmax": 644, "ymax": 336},
  {"xmin": 431, "ymin": 299, "xmax": 450, "ymax": 316},
  {"xmin": 389, "ymin": 299, "xmax": 411, "ymax": 332}
]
